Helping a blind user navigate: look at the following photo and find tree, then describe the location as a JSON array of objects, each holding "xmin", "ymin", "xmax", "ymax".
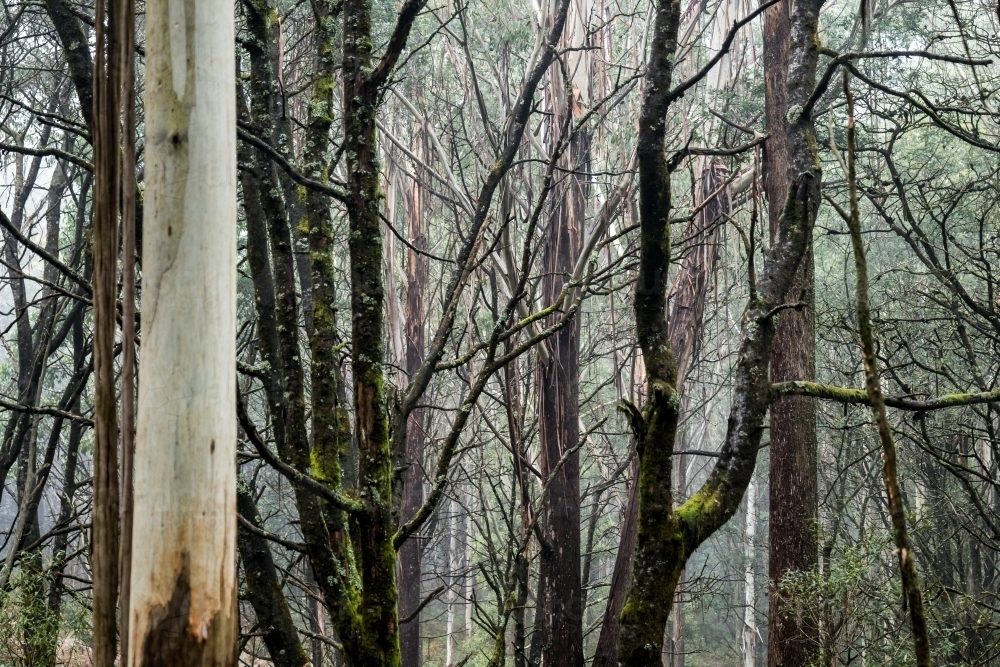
[
  {"xmin": 762, "ymin": 1, "xmax": 819, "ymax": 664},
  {"xmin": 127, "ymin": 0, "xmax": 238, "ymax": 661},
  {"xmin": 535, "ymin": 4, "xmax": 591, "ymax": 664},
  {"xmin": 5, "ymin": 0, "xmax": 1000, "ymax": 665},
  {"xmin": 615, "ymin": 0, "xmax": 824, "ymax": 663}
]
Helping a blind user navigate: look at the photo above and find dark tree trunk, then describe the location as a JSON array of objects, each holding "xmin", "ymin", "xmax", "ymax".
[
  {"xmin": 400, "ymin": 128, "xmax": 429, "ymax": 667},
  {"xmin": 763, "ymin": 1, "xmax": 819, "ymax": 663},
  {"xmin": 44, "ymin": 312, "xmax": 86, "ymax": 667},
  {"xmin": 91, "ymin": 0, "xmax": 129, "ymax": 654},
  {"xmin": 237, "ymin": 477, "xmax": 310, "ymax": 667},
  {"xmin": 593, "ymin": 155, "xmax": 729, "ymax": 667},
  {"xmin": 536, "ymin": 125, "xmax": 587, "ymax": 667},
  {"xmin": 341, "ymin": 0, "xmax": 400, "ymax": 660},
  {"xmin": 42, "ymin": 0, "xmax": 94, "ymax": 131},
  {"xmin": 615, "ymin": 0, "xmax": 824, "ymax": 662}
]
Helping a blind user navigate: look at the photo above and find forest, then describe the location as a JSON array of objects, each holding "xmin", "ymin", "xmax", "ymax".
[{"xmin": 0, "ymin": 0, "xmax": 998, "ymax": 664}]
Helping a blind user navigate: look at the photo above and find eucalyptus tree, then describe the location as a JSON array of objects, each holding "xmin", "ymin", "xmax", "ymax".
[
  {"xmin": 129, "ymin": 1, "xmax": 236, "ymax": 665},
  {"xmin": 7, "ymin": 0, "xmax": 1000, "ymax": 666},
  {"xmin": 763, "ymin": 0, "xmax": 819, "ymax": 661}
]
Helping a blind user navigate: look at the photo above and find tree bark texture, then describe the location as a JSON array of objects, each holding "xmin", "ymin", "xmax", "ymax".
[
  {"xmin": 92, "ymin": 0, "xmax": 131, "ymax": 659},
  {"xmin": 129, "ymin": 0, "xmax": 238, "ymax": 661},
  {"xmin": 340, "ymin": 0, "xmax": 402, "ymax": 661},
  {"xmin": 763, "ymin": 1, "xmax": 819, "ymax": 663},
  {"xmin": 400, "ymin": 128, "xmax": 429, "ymax": 667},
  {"xmin": 537, "ymin": 40, "xmax": 588, "ymax": 667}
]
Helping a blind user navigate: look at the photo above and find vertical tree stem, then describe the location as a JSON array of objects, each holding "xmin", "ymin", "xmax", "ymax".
[
  {"xmin": 92, "ymin": 0, "xmax": 124, "ymax": 660},
  {"xmin": 843, "ymin": 72, "xmax": 931, "ymax": 667},
  {"xmin": 128, "ymin": 0, "xmax": 238, "ymax": 661},
  {"xmin": 118, "ymin": 0, "xmax": 137, "ymax": 658}
]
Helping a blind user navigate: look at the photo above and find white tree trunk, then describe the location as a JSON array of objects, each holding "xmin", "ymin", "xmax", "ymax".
[
  {"xmin": 741, "ymin": 480, "xmax": 758, "ymax": 667},
  {"xmin": 446, "ymin": 497, "xmax": 457, "ymax": 667},
  {"xmin": 128, "ymin": 0, "xmax": 237, "ymax": 661},
  {"xmin": 465, "ymin": 487, "xmax": 474, "ymax": 639}
]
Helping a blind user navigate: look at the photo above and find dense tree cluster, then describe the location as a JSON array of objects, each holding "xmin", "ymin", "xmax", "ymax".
[{"xmin": 1, "ymin": 0, "xmax": 999, "ymax": 664}]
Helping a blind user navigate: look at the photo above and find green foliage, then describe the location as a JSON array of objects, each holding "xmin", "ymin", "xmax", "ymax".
[{"xmin": 0, "ymin": 566, "xmax": 60, "ymax": 667}]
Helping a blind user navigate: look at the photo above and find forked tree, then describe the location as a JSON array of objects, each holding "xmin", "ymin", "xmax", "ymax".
[{"xmin": 615, "ymin": 0, "xmax": 824, "ymax": 663}]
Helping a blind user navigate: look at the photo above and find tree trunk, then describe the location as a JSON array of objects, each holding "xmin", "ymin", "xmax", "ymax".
[
  {"xmin": 536, "ymin": 133, "xmax": 586, "ymax": 667},
  {"xmin": 616, "ymin": 0, "xmax": 824, "ymax": 662},
  {"xmin": 43, "ymin": 312, "xmax": 86, "ymax": 667},
  {"xmin": 341, "ymin": 0, "xmax": 402, "ymax": 661},
  {"xmin": 669, "ymin": 452, "xmax": 686, "ymax": 667},
  {"xmin": 594, "ymin": 125, "xmax": 732, "ymax": 667},
  {"xmin": 763, "ymin": 1, "xmax": 819, "ymax": 664},
  {"xmin": 128, "ymin": 0, "xmax": 237, "ymax": 660},
  {"xmin": 741, "ymin": 481, "xmax": 758, "ymax": 667},
  {"xmin": 505, "ymin": 354, "xmax": 532, "ymax": 667},
  {"xmin": 536, "ymin": 8, "xmax": 590, "ymax": 660},
  {"xmin": 237, "ymin": 477, "xmax": 310, "ymax": 667},
  {"xmin": 842, "ymin": 79, "xmax": 930, "ymax": 664},
  {"xmin": 465, "ymin": 498, "xmax": 474, "ymax": 639},
  {"xmin": 91, "ymin": 0, "xmax": 129, "ymax": 658},
  {"xmin": 400, "ymin": 126, "xmax": 429, "ymax": 667}
]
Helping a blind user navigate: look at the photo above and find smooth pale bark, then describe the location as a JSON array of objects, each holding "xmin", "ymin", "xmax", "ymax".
[
  {"xmin": 741, "ymin": 481, "xmax": 758, "ymax": 667},
  {"xmin": 129, "ymin": 0, "xmax": 237, "ymax": 662}
]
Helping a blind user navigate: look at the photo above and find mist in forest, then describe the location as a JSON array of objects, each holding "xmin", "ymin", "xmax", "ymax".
[{"xmin": 0, "ymin": 0, "xmax": 998, "ymax": 665}]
